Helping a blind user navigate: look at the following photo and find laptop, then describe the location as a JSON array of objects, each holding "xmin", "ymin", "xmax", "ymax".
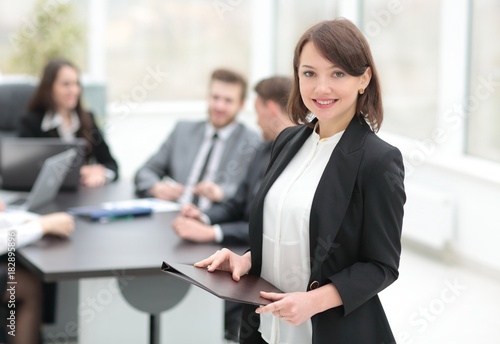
[
  {"xmin": 0, "ymin": 138, "xmax": 86, "ymax": 191},
  {"xmin": 2, "ymin": 148, "xmax": 78, "ymax": 211}
]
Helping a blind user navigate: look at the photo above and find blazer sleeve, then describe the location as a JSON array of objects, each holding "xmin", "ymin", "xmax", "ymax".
[
  {"xmin": 216, "ymin": 127, "xmax": 261, "ymax": 201},
  {"xmin": 86, "ymin": 112, "xmax": 119, "ymax": 180},
  {"xmin": 329, "ymin": 145, "xmax": 405, "ymax": 316},
  {"xmin": 205, "ymin": 173, "xmax": 251, "ymax": 245},
  {"xmin": 205, "ymin": 141, "xmax": 273, "ymax": 246},
  {"xmin": 134, "ymin": 129, "xmax": 176, "ymax": 197},
  {"xmin": 205, "ymin": 185, "xmax": 247, "ymax": 224}
]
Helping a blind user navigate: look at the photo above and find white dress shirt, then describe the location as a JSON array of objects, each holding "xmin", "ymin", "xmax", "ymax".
[
  {"xmin": 178, "ymin": 121, "xmax": 238, "ymax": 211},
  {"xmin": 259, "ymin": 125, "xmax": 344, "ymax": 344}
]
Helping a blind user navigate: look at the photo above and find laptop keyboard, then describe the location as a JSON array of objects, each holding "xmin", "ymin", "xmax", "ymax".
[{"xmin": 9, "ymin": 198, "xmax": 27, "ymax": 206}]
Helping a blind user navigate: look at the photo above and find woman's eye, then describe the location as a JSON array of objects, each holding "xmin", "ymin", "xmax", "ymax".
[
  {"xmin": 333, "ymin": 71, "xmax": 345, "ymax": 78},
  {"xmin": 303, "ymin": 71, "xmax": 314, "ymax": 77}
]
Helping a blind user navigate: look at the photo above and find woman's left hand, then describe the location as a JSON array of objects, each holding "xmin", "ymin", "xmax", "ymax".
[
  {"xmin": 255, "ymin": 291, "xmax": 317, "ymax": 326},
  {"xmin": 80, "ymin": 164, "xmax": 107, "ymax": 188}
]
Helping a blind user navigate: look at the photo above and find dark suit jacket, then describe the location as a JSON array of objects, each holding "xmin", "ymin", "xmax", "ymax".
[
  {"xmin": 205, "ymin": 141, "xmax": 272, "ymax": 245},
  {"xmin": 18, "ymin": 111, "xmax": 119, "ymax": 179},
  {"xmin": 240, "ymin": 116, "xmax": 406, "ymax": 344}
]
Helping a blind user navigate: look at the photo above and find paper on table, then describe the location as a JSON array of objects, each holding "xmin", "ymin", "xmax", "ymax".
[
  {"xmin": 100, "ymin": 198, "xmax": 181, "ymax": 213},
  {"xmin": 161, "ymin": 261, "xmax": 283, "ymax": 306}
]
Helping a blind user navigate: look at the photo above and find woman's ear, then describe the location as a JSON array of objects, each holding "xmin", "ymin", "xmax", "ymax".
[{"xmin": 360, "ymin": 66, "xmax": 372, "ymax": 89}]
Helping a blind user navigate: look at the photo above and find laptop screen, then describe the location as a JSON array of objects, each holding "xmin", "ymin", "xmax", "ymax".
[
  {"xmin": 0, "ymin": 138, "xmax": 86, "ymax": 191},
  {"xmin": 24, "ymin": 148, "xmax": 78, "ymax": 211}
]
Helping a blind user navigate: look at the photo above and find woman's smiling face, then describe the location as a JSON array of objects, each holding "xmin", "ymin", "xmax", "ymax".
[{"xmin": 298, "ymin": 41, "xmax": 371, "ymax": 134}]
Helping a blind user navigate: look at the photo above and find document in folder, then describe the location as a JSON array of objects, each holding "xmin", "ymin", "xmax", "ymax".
[{"xmin": 161, "ymin": 261, "xmax": 282, "ymax": 306}]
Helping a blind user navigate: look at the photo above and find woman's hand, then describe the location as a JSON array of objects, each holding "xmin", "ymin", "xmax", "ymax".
[
  {"xmin": 195, "ymin": 249, "xmax": 251, "ymax": 282},
  {"xmin": 80, "ymin": 164, "xmax": 107, "ymax": 188},
  {"xmin": 255, "ymin": 291, "xmax": 315, "ymax": 326},
  {"xmin": 38, "ymin": 212, "xmax": 75, "ymax": 237},
  {"xmin": 255, "ymin": 284, "xmax": 343, "ymax": 326}
]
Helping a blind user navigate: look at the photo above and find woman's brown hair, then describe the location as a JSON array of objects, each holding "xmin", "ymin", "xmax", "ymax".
[
  {"xmin": 288, "ymin": 18, "xmax": 383, "ymax": 132},
  {"xmin": 28, "ymin": 58, "xmax": 94, "ymax": 137}
]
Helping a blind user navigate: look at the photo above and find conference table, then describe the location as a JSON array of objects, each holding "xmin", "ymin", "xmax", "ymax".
[{"xmin": 17, "ymin": 181, "xmax": 246, "ymax": 343}]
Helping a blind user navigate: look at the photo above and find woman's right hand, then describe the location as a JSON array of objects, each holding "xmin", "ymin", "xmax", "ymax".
[
  {"xmin": 39, "ymin": 212, "xmax": 75, "ymax": 237},
  {"xmin": 195, "ymin": 249, "xmax": 251, "ymax": 282}
]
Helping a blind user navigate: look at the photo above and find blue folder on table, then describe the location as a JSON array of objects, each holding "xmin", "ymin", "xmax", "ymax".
[{"xmin": 68, "ymin": 206, "xmax": 152, "ymax": 222}]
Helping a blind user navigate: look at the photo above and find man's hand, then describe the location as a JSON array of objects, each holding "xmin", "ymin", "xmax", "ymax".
[
  {"xmin": 179, "ymin": 203, "xmax": 203, "ymax": 221},
  {"xmin": 172, "ymin": 216, "xmax": 216, "ymax": 242},
  {"xmin": 193, "ymin": 181, "xmax": 224, "ymax": 202},
  {"xmin": 150, "ymin": 182, "xmax": 184, "ymax": 201}
]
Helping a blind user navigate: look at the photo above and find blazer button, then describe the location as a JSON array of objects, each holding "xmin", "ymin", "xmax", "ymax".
[{"xmin": 309, "ymin": 280, "xmax": 320, "ymax": 290}]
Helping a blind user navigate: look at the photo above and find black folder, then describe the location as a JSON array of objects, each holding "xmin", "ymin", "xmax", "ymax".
[{"xmin": 161, "ymin": 261, "xmax": 282, "ymax": 306}]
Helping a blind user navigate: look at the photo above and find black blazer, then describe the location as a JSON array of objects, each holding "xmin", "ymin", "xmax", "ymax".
[
  {"xmin": 18, "ymin": 111, "xmax": 119, "ymax": 179},
  {"xmin": 240, "ymin": 116, "xmax": 406, "ymax": 344},
  {"xmin": 205, "ymin": 141, "xmax": 272, "ymax": 245}
]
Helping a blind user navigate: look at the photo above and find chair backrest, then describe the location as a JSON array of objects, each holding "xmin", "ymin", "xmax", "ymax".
[
  {"xmin": 0, "ymin": 82, "xmax": 37, "ymax": 136},
  {"xmin": 0, "ymin": 77, "xmax": 107, "ymax": 137}
]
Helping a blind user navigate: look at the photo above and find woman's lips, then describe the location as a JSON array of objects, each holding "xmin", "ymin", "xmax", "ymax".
[{"xmin": 313, "ymin": 98, "xmax": 338, "ymax": 109}]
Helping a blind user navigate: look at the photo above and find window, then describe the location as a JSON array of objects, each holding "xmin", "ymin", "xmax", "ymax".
[
  {"xmin": 362, "ymin": 0, "xmax": 441, "ymax": 138},
  {"xmin": 105, "ymin": 0, "xmax": 251, "ymax": 102},
  {"xmin": 0, "ymin": 0, "xmax": 88, "ymax": 76},
  {"xmin": 467, "ymin": 0, "xmax": 500, "ymax": 163},
  {"xmin": 0, "ymin": 2, "xmax": 34, "ymax": 72},
  {"xmin": 274, "ymin": 0, "xmax": 338, "ymax": 76}
]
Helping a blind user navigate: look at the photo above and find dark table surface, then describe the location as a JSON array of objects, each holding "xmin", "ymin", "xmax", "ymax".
[{"xmin": 17, "ymin": 181, "xmax": 247, "ymax": 282}]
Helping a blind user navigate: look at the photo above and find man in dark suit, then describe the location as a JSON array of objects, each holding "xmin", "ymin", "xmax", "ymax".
[
  {"xmin": 134, "ymin": 69, "xmax": 261, "ymax": 211},
  {"xmin": 171, "ymin": 76, "xmax": 294, "ymax": 342}
]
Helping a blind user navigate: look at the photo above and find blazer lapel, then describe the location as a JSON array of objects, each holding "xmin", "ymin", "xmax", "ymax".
[
  {"xmin": 217, "ymin": 123, "xmax": 240, "ymax": 170},
  {"xmin": 309, "ymin": 116, "xmax": 370, "ymax": 273},
  {"xmin": 259, "ymin": 126, "xmax": 312, "ymax": 198},
  {"xmin": 178, "ymin": 123, "xmax": 206, "ymax": 182}
]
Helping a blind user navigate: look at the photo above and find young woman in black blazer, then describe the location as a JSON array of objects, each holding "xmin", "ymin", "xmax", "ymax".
[
  {"xmin": 196, "ymin": 18, "xmax": 405, "ymax": 344},
  {"xmin": 18, "ymin": 58, "xmax": 119, "ymax": 187}
]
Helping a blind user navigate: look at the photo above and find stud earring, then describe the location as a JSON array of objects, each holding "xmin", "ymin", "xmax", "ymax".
[{"xmin": 359, "ymin": 88, "xmax": 364, "ymax": 95}]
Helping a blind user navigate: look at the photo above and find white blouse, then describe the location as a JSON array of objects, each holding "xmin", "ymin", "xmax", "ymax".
[
  {"xmin": 0, "ymin": 211, "xmax": 42, "ymax": 255},
  {"xmin": 259, "ymin": 126, "xmax": 344, "ymax": 344},
  {"xmin": 41, "ymin": 111, "xmax": 80, "ymax": 142}
]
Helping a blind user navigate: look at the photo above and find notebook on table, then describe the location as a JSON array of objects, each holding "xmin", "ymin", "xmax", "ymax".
[
  {"xmin": 0, "ymin": 137, "xmax": 86, "ymax": 191},
  {"xmin": 3, "ymin": 148, "xmax": 78, "ymax": 212}
]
